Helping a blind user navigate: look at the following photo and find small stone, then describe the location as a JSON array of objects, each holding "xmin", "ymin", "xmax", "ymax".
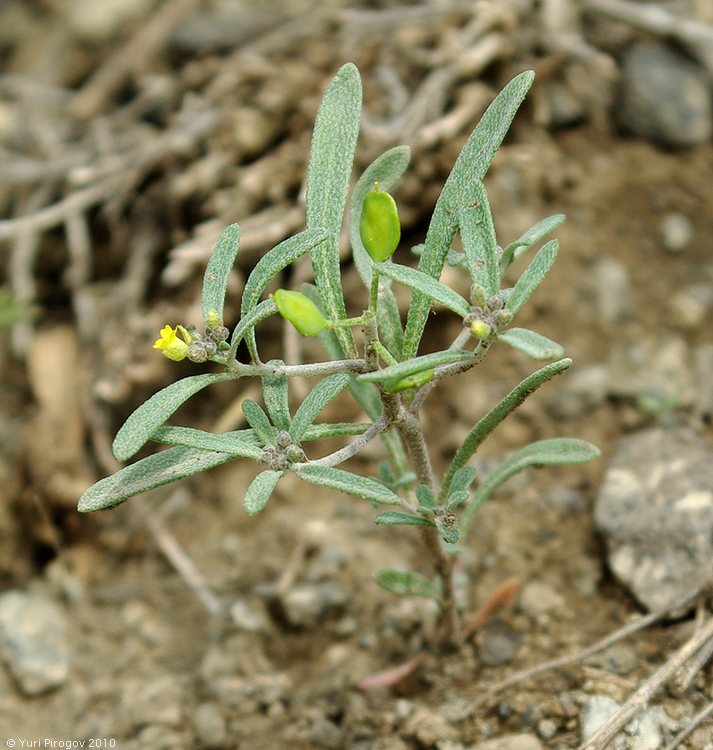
[
  {"xmin": 192, "ymin": 702, "xmax": 228, "ymax": 749},
  {"xmin": 694, "ymin": 344, "xmax": 713, "ymax": 418},
  {"xmin": 280, "ymin": 583, "xmax": 348, "ymax": 627},
  {"xmin": 660, "ymin": 212, "xmax": 693, "ymax": 253},
  {"xmin": 309, "ymin": 716, "xmax": 344, "ymax": 749},
  {"xmin": 580, "ymin": 696, "xmax": 620, "ymax": 743},
  {"xmin": 593, "ymin": 257, "xmax": 631, "ymax": 323},
  {"xmin": 477, "ymin": 618, "xmax": 522, "ymax": 666},
  {"xmin": 618, "ymin": 42, "xmax": 712, "ymax": 147},
  {"xmin": 0, "ymin": 590, "xmax": 71, "ymax": 695},
  {"xmin": 519, "ymin": 581, "xmax": 565, "ymax": 617},
  {"xmin": 537, "ymin": 719, "xmax": 559, "ymax": 740},
  {"xmin": 229, "ymin": 600, "xmax": 270, "ymax": 633},
  {"xmin": 473, "ymin": 733, "xmax": 544, "ymax": 750},
  {"xmin": 544, "ymin": 82, "xmax": 585, "ymax": 128},
  {"xmin": 594, "ymin": 428, "xmax": 713, "ymax": 611},
  {"xmin": 587, "ymin": 644, "xmax": 638, "ymax": 676},
  {"xmin": 403, "ymin": 706, "xmax": 459, "ymax": 745},
  {"xmin": 628, "ymin": 706, "xmax": 674, "ymax": 750},
  {"xmin": 670, "ymin": 284, "xmax": 713, "ymax": 329},
  {"xmin": 548, "ymin": 364, "xmax": 609, "ymax": 418}
]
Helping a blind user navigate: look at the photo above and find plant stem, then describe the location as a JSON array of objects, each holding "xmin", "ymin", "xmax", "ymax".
[{"xmin": 228, "ymin": 358, "xmax": 367, "ymax": 378}]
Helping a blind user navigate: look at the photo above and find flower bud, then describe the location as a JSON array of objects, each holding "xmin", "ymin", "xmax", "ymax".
[
  {"xmin": 359, "ymin": 182, "xmax": 401, "ymax": 263},
  {"xmin": 470, "ymin": 320, "xmax": 492, "ymax": 340},
  {"xmin": 187, "ymin": 341, "xmax": 209, "ymax": 362},
  {"xmin": 272, "ymin": 289, "xmax": 328, "ymax": 336},
  {"xmin": 205, "ymin": 308, "xmax": 222, "ymax": 330},
  {"xmin": 469, "ymin": 283, "xmax": 488, "ymax": 308},
  {"xmin": 494, "ymin": 309, "xmax": 512, "ymax": 328}
]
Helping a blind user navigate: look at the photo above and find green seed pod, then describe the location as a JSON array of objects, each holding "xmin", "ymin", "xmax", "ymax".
[
  {"xmin": 359, "ymin": 182, "xmax": 401, "ymax": 263},
  {"xmin": 384, "ymin": 369, "xmax": 434, "ymax": 393},
  {"xmin": 470, "ymin": 320, "xmax": 492, "ymax": 341},
  {"xmin": 272, "ymin": 289, "xmax": 328, "ymax": 336}
]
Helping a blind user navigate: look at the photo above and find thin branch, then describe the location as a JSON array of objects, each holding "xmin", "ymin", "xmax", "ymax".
[
  {"xmin": 663, "ymin": 699, "xmax": 713, "ymax": 750},
  {"xmin": 230, "ymin": 358, "xmax": 367, "ymax": 379},
  {"xmin": 311, "ymin": 416, "xmax": 390, "ymax": 468}
]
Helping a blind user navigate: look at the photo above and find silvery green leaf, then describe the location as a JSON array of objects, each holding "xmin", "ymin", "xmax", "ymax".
[
  {"xmin": 357, "ymin": 349, "xmax": 473, "ymax": 384},
  {"xmin": 261, "ymin": 362, "xmax": 291, "ymax": 431},
  {"xmin": 377, "ymin": 282, "xmax": 404, "ymax": 361},
  {"xmin": 78, "ymin": 446, "xmax": 234, "ymax": 512},
  {"xmin": 301, "ymin": 422, "xmax": 369, "ymax": 441},
  {"xmin": 458, "ymin": 183, "xmax": 499, "ymax": 295},
  {"xmin": 446, "ymin": 466, "xmax": 477, "ymax": 508},
  {"xmin": 113, "ymin": 373, "xmax": 236, "ymax": 462},
  {"xmin": 506, "ymin": 239, "xmax": 559, "ymax": 316},
  {"xmin": 463, "ymin": 438, "xmax": 600, "ymax": 532},
  {"xmin": 306, "ymin": 63, "xmax": 362, "ymax": 357},
  {"xmin": 350, "ymin": 145, "xmax": 411, "ymax": 287},
  {"xmin": 202, "ymin": 223, "xmax": 239, "ymax": 326},
  {"xmin": 373, "ymin": 569, "xmax": 440, "ymax": 600},
  {"xmin": 441, "ymin": 358, "xmax": 572, "ymax": 499},
  {"xmin": 294, "ymin": 464, "xmax": 400, "ymax": 505},
  {"xmin": 228, "ymin": 298, "xmax": 277, "ymax": 361},
  {"xmin": 290, "ymin": 373, "xmax": 351, "ymax": 442},
  {"xmin": 501, "ymin": 214, "xmax": 566, "ymax": 269},
  {"xmin": 151, "ymin": 426, "xmax": 262, "ymax": 458},
  {"xmin": 240, "ymin": 228, "xmax": 328, "ymax": 359},
  {"xmin": 241, "ymin": 400, "xmax": 275, "ymax": 444},
  {"xmin": 243, "ymin": 470, "xmax": 283, "ymax": 515},
  {"xmin": 435, "ymin": 514, "xmax": 459, "ymax": 544},
  {"xmin": 401, "ymin": 71, "xmax": 535, "ymax": 359},
  {"xmin": 498, "ymin": 327, "xmax": 565, "ymax": 360},
  {"xmin": 376, "ymin": 262, "xmax": 471, "ymax": 318},
  {"xmin": 415, "ymin": 484, "xmax": 435, "ymax": 509},
  {"xmin": 374, "ymin": 511, "xmax": 434, "ymax": 527}
]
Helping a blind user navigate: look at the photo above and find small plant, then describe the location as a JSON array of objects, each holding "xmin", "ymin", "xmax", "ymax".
[{"xmin": 78, "ymin": 64, "xmax": 599, "ymax": 648}]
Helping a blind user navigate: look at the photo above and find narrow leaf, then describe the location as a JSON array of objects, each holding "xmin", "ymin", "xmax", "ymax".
[
  {"xmin": 241, "ymin": 400, "xmax": 275, "ymax": 444},
  {"xmin": 376, "ymin": 262, "xmax": 471, "ymax": 318},
  {"xmin": 463, "ymin": 438, "xmax": 600, "ymax": 532},
  {"xmin": 458, "ymin": 182, "xmax": 499, "ymax": 295},
  {"xmin": 506, "ymin": 239, "xmax": 559, "ymax": 316},
  {"xmin": 240, "ymin": 228, "xmax": 328, "ymax": 359},
  {"xmin": 350, "ymin": 145, "xmax": 411, "ymax": 287},
  {"xmin": 78, "ymin": 446, "xmax": 234, "ymax": 512},
  {"xmin": 301, "ymin": 422, "xmax": 369, "ymax": 441},
  {"xmin": 501, "ymin": 214, "xmax": 566, "ymax": 269},
  {"xmin": 202, "ymin": 223, "xmax": 239, "ymax": 325},
  {"xmin": 415, "ymin": 484, "xmax": 436, "ymax": 509},
  {"xmin": 374, "ymin": 511, "xmax": 434, "ymax": 527},
  {"xmin": 151, "ymin": 426, "xmax": 262, "ymax": 458},
  {"xmin": 441, "ymin": 358, "xmax": 572, "ymax": 499},
  {"xmin": 357, "ymin": 349, "xmax": 473, "ymax": 384},
  {"xmin": 373, "ymin": 569, "xmax": 439, "ymax": 600},
  {"xmin": 113, "ymin": 373, "xmax": 236, "ymax": 462},
  {"xmin": 243, "ymin": 470, "xmax": 283, "ymax": 515},
  {"xmin": 290, "ymin": 373, "xmax": 351, "ymax": 442},
  {"xmin": 228, "ymin": 298, "xmax": 277, "ymax": 361},
  {"xmin": 306, "ymin": 63, "xmax": 362, "ymax": 357},
  {"xmin": 377, "ymin": 283, "xmax": 404, "ymax": 361},
  {"xmin": 294, "ymin": 464, "xmax": 400, "ymax": 505},
  {"xmin": 498, "ymin": 328, "xmax": 565, "ymax": 360},
  {"xmin": 261, "ymin": 362, "xmax": 291, "ymax": 431},
  {"xmin": 402, "ymin": 71, "xmax": 535, "ymax": 359}
]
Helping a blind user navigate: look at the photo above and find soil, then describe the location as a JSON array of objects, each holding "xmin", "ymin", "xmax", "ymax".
[{"xmin": 0, "ymin": 2, "xmax": 712, "ymax": 749}]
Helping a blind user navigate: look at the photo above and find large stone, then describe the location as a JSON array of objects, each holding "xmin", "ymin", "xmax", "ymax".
[
  {"xmin": 594, "ymin": 428, "xmax": 713, "ymax": 612},
  {"xmin": 618, "ymin": 43, "xmax": 712, "ymax": 148}
]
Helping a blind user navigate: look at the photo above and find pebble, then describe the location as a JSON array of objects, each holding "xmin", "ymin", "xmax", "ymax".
[
  {"xmin": 580, "ymin": 695, "xmax": 619, "ymax": 743},
  {"xmin": 309, "ymin": 716, "xmax": 345, "ymax": 749},
  {"xmin": 518, "ymin": 581, "xmax": 565, "ymax": 618},
  {"xmin": 587, "ymin": 643, "xmax": 638, "ymax": 676},
  {"xmin": 402, "ymin": 706, "xmax": 459, "ymax": 745},
  {"xmin": 280, "ymin": 583, "xmax": 349, "ymax": 627},
  {"xmin": 537, "ymin": 719, "xmax": 559, "ymax": 740},
  {"xmin": 229, "ymin": 599, "xmax": 270, "ymax": 633},
  {"xmin": 594, "ymin": 428, "xmax": 713, "ymax": 612},
  {"xmin": 0, "ymin": 589, "xmax": 71, "ymax": 695},
  {"xmin": 477, "ymin": 618, "xmax": 522, "ymax": 666},
  {"xmin": 192, "ymin": 702, "xmax": 228, "ymax": 749},
  {"xmin": 473, "ymin": 734, "xmax": 544, "ymax": 750},
  {"xmin": 548, "ymin": 364, "xmax": 609, "ymax": 418},
  {"xmin": 618, "ymin": 42, "xmax": 712, "ymax": 148},
  {"xmin": 670, "ymin": 284, "xmax": 713, "ymax": 329},
  {"xmin": 544, "ymin": 82, "xmax": 585, "ymax": 128},
  {"xmin": 593, "ymin": 257, "xmax": 631, "ymax": 323},
  {"xmin": 660, "ymin": 212, "xmax": 694, "ymax": 253},
  {"xmin": 694, "ymin": 344, "xmax": 713, "ymax": 418}
]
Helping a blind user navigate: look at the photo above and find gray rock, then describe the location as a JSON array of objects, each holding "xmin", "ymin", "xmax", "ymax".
[
  {"xmin": 548, "ymin": 364, "xmax": 609, "ymax": 418},
  {"xmin": 545, "ymin": 82, "xmax": 585, "ymax": 128},
  {"xmin": 519, "ymin": 581, "xmax": 565, "ymax": 618},
  {"xmin": 694, "ymin": 344, "xmax": 713, "ymax": 418},
  {"xmin": 0, "ymin": 590, "xmax": 71, "ymax": 695},
  {"xmin": 670, "ymin": 284, "xmax": 713, "ymax": 329},
  {"xmin": 477, "ymin": 618, "xmax": 522, "ymax": 666},
  {"xmin": 473, "ymin": 734, "xmax": 543, "ymax": 750},
  {"xmin": 628, "ymin": 706, "xmax": 675, "ymax": 750},
  {"xmin": 660, "ymin": 212, "xmax": 694, "ymax": 253},
  {"xmin": 618, "ymin": 43, "xmax": 712, "ymax": 148},
  {"xmin": 280, "ymin": 583, "xmax": 349, "ymax": 628},
  {"xmin": 587, "ymin": 643, "xmax": 638, "ymax": 676},
  {"xmin": 192, "ymin": 702, "xmax": 228, "ymax": 749},
  {"xmin": 593, "ymin": 257, "xmax": 631, "ymax": 323},
  {"xmin": 309, "ymin": 716, "xmax": 344, "ymax": 749},
  {"xmin": 229, "ymin": 600, "xmax": 270, "ymax": 633},
  {"xmin": 580, "ymin": 696, "xmax": 620, "ymax": 743},
  {"xmin": 594, "ymin": 428, "xmax": 713, "ymax": 612}
]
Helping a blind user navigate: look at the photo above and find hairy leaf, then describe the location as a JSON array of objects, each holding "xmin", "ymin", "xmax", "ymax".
[
  {"xmin": 151, "ymin": 426, "xmax": 262, "ymax": 458},
  {"xmin": 113, "ymin": 373, "xmax": 236, "ymax": 462},
  {"xmin": 373, "ymin": 569, "xmax": 439, "ymax": 600},
  {"xmin": 458, "ymin": 183, "xmax": 499, "ymax": 295},
  {"xmin": 294, "ymin": 464, "xmax": 400, "ymax": 504},
  {"xmin": 290, "ymin": 373, "xmax": 351, "ymax": 442},
  {"xmin": 374, "ymin": 511, "xmax": 434, "ymax": 528},
  {"xmin": 228, "ymin": 298, "xmax": 277, "ymax": 361},
  {"xmin": 202, "ymin": 223, "xmax": 240, "ymax": 326},
  {"xmin": 301, "ymin": 422, "xmax": 369, "ymax": 441},
  {"xmin": 241, "ymin": 400, "xmax": 275, "ymax": 444},
  {"xmin": 498, "ymin": 327, "xmax": 565, "ymax": 360},
  {"xmin": 306, "ymin": 63, "xmax": 362, "ymax": 357},
  {"xmin": 376, "ymin": 262, "xmax": 471, "ymax": 318},
  {"xmin": 441, "ymin": 358, "xmax": 572, "ymax": 499},
  {"xmin": 243, "ymin": 470, "xmax": 283, "ymax": 515},
  {"xmin": 357, "ymin": 349, "xmax": 473, "ymax": 384},
  {"xmin": 506, "ymin": 239, "xmax": 559, "ymax": 316},
  {"xmin": 261, "ymin": 362, "xmax": 291, "ymax": 431},
  {"xmin": 501, "ymin": 214, "xmax": 566, "ymax": 269},
  {"xmin": 78, "ymin": 446, "xmax": 234, "ymax": 512}
]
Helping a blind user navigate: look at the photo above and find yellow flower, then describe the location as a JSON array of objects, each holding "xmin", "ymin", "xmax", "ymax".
[{"xmin": 153, "ymin": 325, "xmax": 190, "ymax": 361}]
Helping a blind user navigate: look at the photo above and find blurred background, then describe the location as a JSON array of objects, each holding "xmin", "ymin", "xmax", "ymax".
[{"xmin": 0, "ymin": 1, "xmax": 712, "ymax": 747}]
